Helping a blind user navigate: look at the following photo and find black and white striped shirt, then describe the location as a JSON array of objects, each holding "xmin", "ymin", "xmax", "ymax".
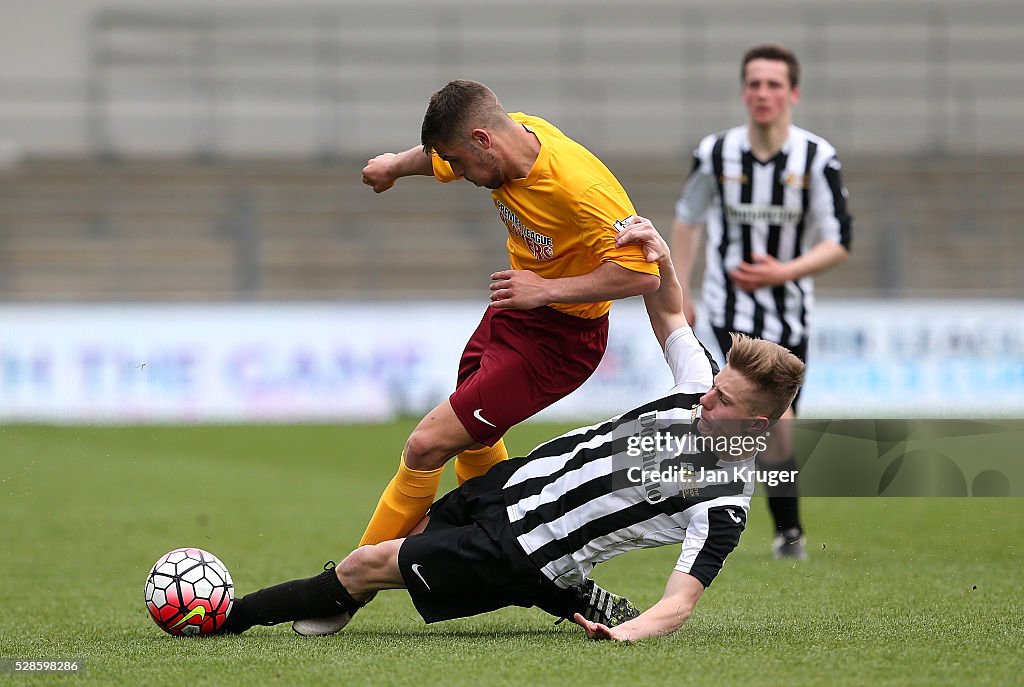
[
  {"xmin": 675, "ymin": 125, "xmax": 853, "ymax": 347},
  {"xmin": 501, "ymin": 327, "xmax": 753, "ymax": 589}
]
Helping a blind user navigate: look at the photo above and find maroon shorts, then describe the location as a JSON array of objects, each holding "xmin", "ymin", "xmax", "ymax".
[{"xmin": 449, "ymin": 306, "xmax": 609, "ymax": 446}]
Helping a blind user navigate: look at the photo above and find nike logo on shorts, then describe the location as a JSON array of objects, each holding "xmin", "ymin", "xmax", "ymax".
[
  {"xmin": 473, "ymin": 408, "xmax": 497, "ymax": 428},
  {"xmin": 411, "ymin": 563, "xmax": 431, "ymax": 590}
]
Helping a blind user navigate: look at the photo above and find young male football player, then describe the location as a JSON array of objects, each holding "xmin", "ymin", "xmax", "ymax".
[
  {"xmin": 672, "ymin": 44, "xmax": 852, "ymax": 558},
  {"xmin": 357, "ymin": 80, "xmax": 660, "ymax": 548}
]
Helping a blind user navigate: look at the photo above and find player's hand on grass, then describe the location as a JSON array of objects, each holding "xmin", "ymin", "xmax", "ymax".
[
  {"xmin": 362, "ymin": 153, "xmax": 398, "ymax": 193},
  {"xmin": 572, "ymin": 613, "xmax": 629, "ymax": 641},
  {"xmin": 489, "ymin": 269, "xmax": 551, "ymax": 309},
  {"xmin": 729, "ymin": 253, "xmax": 793, "ymax": 291},
  {"xmin": 615, "ymin": 216, "xmax": 670, "ymax": 265}
]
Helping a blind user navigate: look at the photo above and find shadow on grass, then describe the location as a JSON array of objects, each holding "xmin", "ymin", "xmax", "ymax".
[
  {"xmin": 161, "ymin": 625, "xmax": 574, "ymax": 644},
  {"xmin": 336, "ymin": 626, "xmax": 569, "ymax": 639}
]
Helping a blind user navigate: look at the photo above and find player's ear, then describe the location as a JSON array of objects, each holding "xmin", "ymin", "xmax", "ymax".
[
  {"xmin": 789, "ymin": 85, "xmax": 801, "ymax": 106},
  {"xmin": 471, "ymin": 128, "xmax": 492, "ymax": 149},
  {"xmin": 747, "ymin": 417, "xmax": 770, "ymax": 434}
]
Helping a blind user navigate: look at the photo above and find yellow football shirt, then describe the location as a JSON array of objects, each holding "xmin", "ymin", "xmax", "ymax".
[{"xmin": 431, "ymin": 113, "xmax": 659, "ymax": 319}]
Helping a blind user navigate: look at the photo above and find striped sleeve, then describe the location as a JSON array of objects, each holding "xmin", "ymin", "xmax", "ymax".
[
  {"xmin": 674, "ymin": 135, "xmax": 719, "ymax": 225},
  {"xmin": 674, "ymin": 505, "xmax": 747, "ymax": 588},
  {"xmin": 806, "ymin": 146, "xmax": 853, "ymax": 250}
]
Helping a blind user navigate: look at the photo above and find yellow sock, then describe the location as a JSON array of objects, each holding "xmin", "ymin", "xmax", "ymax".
[
  {"xmin": 359, "ymin": 456, "xmax": 444, "ymax": 546},
  {"xmin": 454, "ymin": 440, "xmax": 508, "ymax": 485}
]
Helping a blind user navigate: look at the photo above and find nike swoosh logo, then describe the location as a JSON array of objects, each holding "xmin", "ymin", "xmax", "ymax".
[
  {"xmin": 170, "ymin": 605, "xmax": 206, "ymax": 629},
  {"xmin": 726, "ymin": 508, "xmax": 742, "ymax": 524},
  {"xmin": 473, "ymin": 409, "xmax": 497, "ymax": 428},
  {"xmin": 410, "ymin": 563, "xmax": 431, "ymax": 590}
]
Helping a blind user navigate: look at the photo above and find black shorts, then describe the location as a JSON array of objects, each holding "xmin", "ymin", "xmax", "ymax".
[
  {"xmin": 397, "ymin": 460, "xmax": 579, "ymax": 624},
  {"xmin": 712, "ymin": 326, "xmax": 808, "ymax": 415}
]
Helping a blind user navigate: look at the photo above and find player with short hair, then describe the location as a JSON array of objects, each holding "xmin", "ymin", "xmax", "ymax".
[
  {"xmin": 672, "ymin": 43, "xmax": 853, "ymax": 559},
  {"xmin": 218, "ymin": 219, "xmax": 806, "ymax": 641},
  {"xmin": 358, "ymin": 80, "xmax": 660, "ymax": 547}
]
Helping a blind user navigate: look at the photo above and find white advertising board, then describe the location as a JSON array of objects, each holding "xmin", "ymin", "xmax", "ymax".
[{"xmin": 1, "ymin": 300, "xmax": 1021, "ymax": 423}]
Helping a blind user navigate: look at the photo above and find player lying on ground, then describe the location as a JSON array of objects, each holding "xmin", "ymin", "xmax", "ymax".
[{"xmin": 218, "ymin": 219, "xmax": 804, "ymax": 641}]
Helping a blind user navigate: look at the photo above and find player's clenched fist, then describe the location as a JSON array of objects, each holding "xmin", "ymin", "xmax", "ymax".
[{"xmin": 362, "ymin": 153, "xmax": 398, "ymax": 193}]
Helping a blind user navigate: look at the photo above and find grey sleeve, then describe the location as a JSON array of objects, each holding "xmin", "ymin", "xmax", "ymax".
[{"xmin": 674, "ymin": 140, "xmax": 717, "ymax": 226}]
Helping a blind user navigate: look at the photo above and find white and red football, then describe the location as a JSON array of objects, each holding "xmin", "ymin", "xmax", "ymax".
[{"xmin": 145, "ymin": 547, "xmax": 234, "ymax": 636}]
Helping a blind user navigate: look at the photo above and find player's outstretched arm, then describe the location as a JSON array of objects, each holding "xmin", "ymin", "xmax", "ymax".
[
  {"xmin": 615, "ymin": 217, "xmax": 690, "ymax": 350},
  {"xmin": 573, "ymin": 571, "xmax": 703, "ymax": 642},
  {"xmin": 362, "ymin": 145, "xmax": 434, "ymax": 193},
  {"xmin": 488, "ymin": 261, "xmax": 660, "ymax": 310}
]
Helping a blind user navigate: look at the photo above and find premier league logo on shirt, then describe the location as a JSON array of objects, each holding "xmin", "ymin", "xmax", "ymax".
[
  {"xmin": 613, "ymin": 215, "xmax": 636, "ymax": 233},
  {"xmin": 495, "ymin": 200, "xmax": 554, "ymax": 260}
]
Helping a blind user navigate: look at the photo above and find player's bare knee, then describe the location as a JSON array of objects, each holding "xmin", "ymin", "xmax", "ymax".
[
  {"xmin": 403, "ymin": 430, "xmax": 449, "ymax": 470},
  {"xmin": 345, "ymin": 543, "xmax": 399, "ymax": 585},
  {"xmin": 336, "ymin": 546, "xmax": 375, "ymax": 585}
]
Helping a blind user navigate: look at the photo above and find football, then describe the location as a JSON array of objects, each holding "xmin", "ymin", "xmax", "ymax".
[{"xmin": 144, "ymin": 547, "xmax": 234, "ymax": 636}]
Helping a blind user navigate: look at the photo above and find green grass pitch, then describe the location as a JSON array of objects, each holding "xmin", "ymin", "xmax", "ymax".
[{"xmin": 2, "ymin": 423, "xmax": 1022, "ymax": 686}]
